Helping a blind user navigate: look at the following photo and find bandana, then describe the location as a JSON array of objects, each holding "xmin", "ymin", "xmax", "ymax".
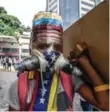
[{"xmin": 43, "ymin": 51, "xmax": 60, "ymax": 72}]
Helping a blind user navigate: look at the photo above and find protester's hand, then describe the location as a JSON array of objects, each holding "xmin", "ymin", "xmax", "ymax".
[
  {"xmin": 78, "ymin": 55, "xmax": 90, "ymax": 65},
  {"xmin": 73, "ymin": 42, "xmax": 89, "ymax": 58}
]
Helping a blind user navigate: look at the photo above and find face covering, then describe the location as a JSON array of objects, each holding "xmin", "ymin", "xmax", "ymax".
[
  {"xmin": 43, "ymin": 50, "xmax": 60, "ymax": 72},
  {"xmin": 31, "ymin": 48, "xmax": 69, "ymax": 73}
]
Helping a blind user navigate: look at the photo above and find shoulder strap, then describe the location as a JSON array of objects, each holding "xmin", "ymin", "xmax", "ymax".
[
  {"xmin": 18, "ymin": 71, "xmax": 29, "ymax": 111},
  {"xmin": 28, "ymin": 71, "xmax": 39, "ymax": 111}
]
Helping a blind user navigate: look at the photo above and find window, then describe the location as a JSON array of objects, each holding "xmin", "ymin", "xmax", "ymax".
[
  {"xmin": 2, "ymin": 48, "xmax": 18, "ymax": 53},
  {"xmin": 22, "ymin": 49, "xmax": 29, "ymax": 53},
  {"xmin": 81, "ymin": 1, "xmax": 94, "ymax": 7},
  {"xmin": 49, "ymin": 0, "xmax": 57, "ymax": 8},
  {"xmin": 50, "ymin": 4, "xmax": 57, "ymax": 11},
  {"xmin": 81, "ymin": 7, "xmax": 90, "ymax": 12},
  {"xmin": 21, "ymin": 36, "xmax": 30, "ymax": 39}
]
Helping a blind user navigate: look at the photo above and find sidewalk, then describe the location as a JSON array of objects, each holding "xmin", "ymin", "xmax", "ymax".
[{"xmin": 0, "ymin": 65, "xmax": 16, "ymax": 72}]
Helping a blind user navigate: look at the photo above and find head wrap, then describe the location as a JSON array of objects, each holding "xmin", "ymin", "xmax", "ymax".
[{"xmin": 31, "ymin": 11, "xmax": 63, "ymax": 43}]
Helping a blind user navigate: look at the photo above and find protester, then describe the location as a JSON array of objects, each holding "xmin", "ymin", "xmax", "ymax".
[
  {"xmin": 8, "ymin": 11, "xmax": 109, "ymax": 111},
  {"xmin": 69, "ymin": 50, "xmax": 93, "ymax": 111}
]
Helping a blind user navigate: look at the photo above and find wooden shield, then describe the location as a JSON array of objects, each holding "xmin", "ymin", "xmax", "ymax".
[{"xmin": 63, "ymin": 1, "xmax": 109, "ymax": 83}]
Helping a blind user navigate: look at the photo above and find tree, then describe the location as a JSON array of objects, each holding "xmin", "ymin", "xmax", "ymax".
[
  {"xmin": 0, "ymin": 19, "xmax": 5, "ymax": 33},
  {"xmin": 0, "ymin": 7, "xmax": 24, "ymax": 40},
  {"xmin": 0, "ymin": 7, "xmax": 7, "ymax": 14}
]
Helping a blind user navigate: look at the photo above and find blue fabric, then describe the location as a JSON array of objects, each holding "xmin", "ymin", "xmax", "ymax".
[
  {"xmin": 80, "ymin": 100, "xmax": 93, "ymax": 111},
  {"xmin": 33, "ymin": 72, "xmax": 53, "ymax": 111},
  {"xmin": 33, "ymin": 18, "xmax": 63, "ymax": 27},
  {"xmin": 43, "ymin": 51, "xmax": 60, "ymax": 72},
  {"xmin": 43, "ymin": 51, "xmax": 60, "ymax": 65}
]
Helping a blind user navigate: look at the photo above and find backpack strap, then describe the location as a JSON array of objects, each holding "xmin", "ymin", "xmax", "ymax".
[
  {"xmin": 28, "ymin": 71, "xmax": 39, "ymax": 111},
  {"xmin": 18, "ymin": 71, "xmax": 39, "ymax": 111},
  {"xmin": 18, "ymin": 71, "xmax": 29, "ymax": 111}
]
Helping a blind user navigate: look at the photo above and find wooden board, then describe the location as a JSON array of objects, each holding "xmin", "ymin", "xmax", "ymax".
[{"xmin": 63, "ymin": 1, "xmax": 109, "ymax": 82}]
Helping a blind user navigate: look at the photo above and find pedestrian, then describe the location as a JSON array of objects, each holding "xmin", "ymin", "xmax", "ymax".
[
  {"xmin": 8, "ymin": 11, "xmax": 109, "ymax": 111},
  {"xmin": 8, "ymin": 62, "xmax": 11, "ymax": 71},
  {"xmin": 5, "ymin": 57, "xmax": 9, "ymax": 70},
  {"xmin": 3, "ymin": 61, "xmax": 6, "ymax": 69},
  {"xmin": 2, "ymin": 58, "xmax": 6, "ymax": 69},
  {"xmin": 12, "ymin": 57, "xmax": 15, "ymax": 66},
  {"xmin": 1, "ymin": 58, "xmax": 4, "ymax": 68}
]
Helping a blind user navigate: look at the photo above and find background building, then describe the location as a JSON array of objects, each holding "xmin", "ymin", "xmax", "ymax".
[
  {"xmin": 79, "ymin": 0, "xmax": 103, "ymax": 17},
  {"xmin": 46, "ymin": 0, "xmax": 103, "ymax": 30},
  {"xmin": 0, "ymin": 32, "xmax": 31, "ymax": 63},
  {"xmin": 0, "ymin": 35, "xmax": 19, "ymax": 59},
  {"xmin": 59, "ymin": 0, "xmax": 79, "ymax": 30},
  {"xmin": 46, "ymin": 0, "xmax": 59, "ymax": 13},
  {"xmin": 19, "ymin": 31, "xmax": 31, "ymax": 60}
]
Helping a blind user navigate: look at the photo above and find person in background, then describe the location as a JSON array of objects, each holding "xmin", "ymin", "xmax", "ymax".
[
  {"xmin": 8, "ymin": 58, "xmax": 12, "ymax": 71},
  {"xmin": 3, "ymin": 57, "xmax": 6, "ymax": 70},
  {"xmin": 5, "ymin": 56, "xmax": 9, "ymax": 70},
  {"xmin": 8, "ymin": 11, "xmax": 109, "ymax": 111}
]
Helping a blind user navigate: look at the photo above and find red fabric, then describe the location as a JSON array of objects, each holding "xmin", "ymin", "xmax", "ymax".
[
  {"xmin": 60, "ymin": 71, "xmax": 74, "ymax": 106},
  {"xmin": 32, "ymin": 24, "xmax": 63, "ymax": 33},
  {"xmin": 18, "ymin": 72, "xmax": 29, "ymax": 110},
  {"xmin": 33, "ymin": 30, "xmax": 63, "ymax": 35},
  {"xmin": 18, "ymin": 71, "xmax": 39, "ymax": 111},
  {"xmin": 18, "ymin": 71, "xmax": 74, "ymax": 110},
  {"xmin": 28, "ymin": 71, "xmax": 39, "ymax": 111}
]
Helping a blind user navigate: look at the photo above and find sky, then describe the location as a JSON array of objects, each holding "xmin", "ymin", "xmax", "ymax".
[{"xmin": 0, "ymin": 0, "xmax": 46, "ymax": 27}]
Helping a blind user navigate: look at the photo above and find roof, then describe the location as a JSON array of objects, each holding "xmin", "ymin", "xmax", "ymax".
[{"xmin": 0, "ymin": 35, "xmax": 18, "ymax": 43}]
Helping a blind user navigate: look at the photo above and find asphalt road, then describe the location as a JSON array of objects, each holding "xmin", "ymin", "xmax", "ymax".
[
  {"xmin": 0, "ymin": 70, "xmax": 18, "ymax": 111},
  {"xmin": 0, "ymin": 70, "xmax": 17, "ymax": 81}
]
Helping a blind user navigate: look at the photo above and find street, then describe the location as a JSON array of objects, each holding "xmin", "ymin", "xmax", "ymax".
[{"xmin": 0, "ymin": 70, "xmax": 17, "ymax": 111}]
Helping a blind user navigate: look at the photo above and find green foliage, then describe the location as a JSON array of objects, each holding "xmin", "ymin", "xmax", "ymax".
[
  {"xmin": 0, "ymin": 14, "xmax": 21, "ymax": 28},
  {"xmin": 0, "ymin": 6, "xmax": 24, "ymax": 40},
  {"xmin": 0, "ymin": 7, "xmax": 7, "ymax": 14}
]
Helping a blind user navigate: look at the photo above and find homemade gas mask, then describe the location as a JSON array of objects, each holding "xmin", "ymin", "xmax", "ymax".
[
  {"xmin": 31, "ymin": 43, "xmax": 69, "ymax": 73},
  {"xmin": 16, "ymin": 12, "xmax": 69, "ymax": 73},
  {"xmin": 30, "ymin": 12, "xmax": 69, "ymax": 72}
]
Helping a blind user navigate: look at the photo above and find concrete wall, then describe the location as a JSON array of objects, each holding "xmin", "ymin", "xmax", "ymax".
[{"xmin": 63, "ymin": 1, "xmax": 109, "ymax": 82}]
